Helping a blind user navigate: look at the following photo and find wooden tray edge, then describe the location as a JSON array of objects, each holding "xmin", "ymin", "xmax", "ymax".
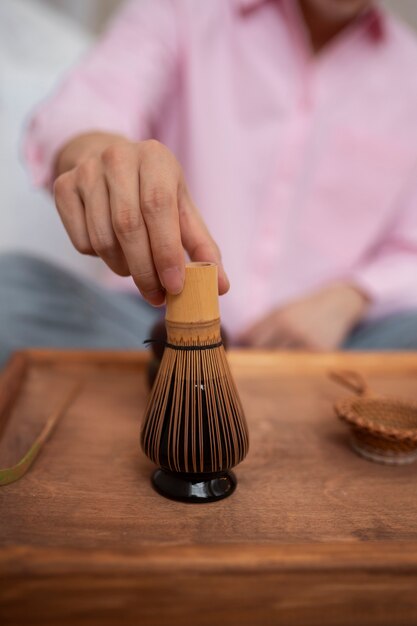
[
  {"xmin": 1, "ymin": 542, "xmax": 417, "ymax": 576},
  {"xmin": 2, "ymin": 543, "xmax": 417, "ymax": 626},
  {"xmin": 18, "ymin": 348, "xmax": 151, "ymax": 366},
  {"xmin": 2, "ymin": 348, "xmax": 417, "ymax": 373},
  {"xmin": 228, "ymin": 350, "xmax": 417, "ymax": 374}
]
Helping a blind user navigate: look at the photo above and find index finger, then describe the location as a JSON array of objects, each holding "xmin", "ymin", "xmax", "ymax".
[
  {"xmin": 178, "ymin": 188, "xmax": 230, "ymax": 295},
  {"xmin": 103, "ymin": 144, "xmax": 165, "ymax": 305},
  {"xmin": 139, "ymin": 147, "xmax": 185, "ymax": 295}
]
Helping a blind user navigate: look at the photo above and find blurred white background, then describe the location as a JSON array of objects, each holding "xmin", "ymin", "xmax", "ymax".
[{"xmin": 1, "ymin": 0, "xmax": 417, "ymax": 278}]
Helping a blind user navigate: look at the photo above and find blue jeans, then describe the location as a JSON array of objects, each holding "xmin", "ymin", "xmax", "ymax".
[
  {"xmin": 0, "ymin": 252, "xmax": 160, "ymax": 367},
  {"xmin": 343, "ymin": 311, "xmax": 417, "ymax": 350},
  {"xmin": 0, "ymin": 252, "xmax": 416, "ymax": 367}
]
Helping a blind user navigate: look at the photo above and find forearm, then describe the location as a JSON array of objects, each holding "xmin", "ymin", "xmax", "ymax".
[
  {"xmin": 330, "ymin": 282, "xmax": 370, "ymax": 327},
  {"xmin": 238, "ymin": 281, "xmax": 369, "ymax": 350},
  {"xmin": 350, "ymin": 247, "xmax": 417, "ymax": 317},
  {"xmin": 25, "ymin": 0, "xmax": 179, "ymax": 189}
]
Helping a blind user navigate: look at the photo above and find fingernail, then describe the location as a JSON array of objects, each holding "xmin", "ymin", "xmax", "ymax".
[
  {"xmin": 161, "ymin": 267, "xmax": 184, "ymax": 294},
  {"xmin": 143, "ymin": 289, "xmax": 166, "ymax": 307},
  {"xmin": 151, "ymin": 294, "xmax": 166, "ymax": 307}
]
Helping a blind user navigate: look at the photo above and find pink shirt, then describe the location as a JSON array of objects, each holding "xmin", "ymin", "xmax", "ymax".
[{"xmin": 25, "ymin": 0, "xmax": 417, "ymax": 336}]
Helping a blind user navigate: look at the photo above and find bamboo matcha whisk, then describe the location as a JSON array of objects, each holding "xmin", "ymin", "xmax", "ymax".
[{"xmin": 141, "ymin": 262, "xmax": 249, "ymax": 503}]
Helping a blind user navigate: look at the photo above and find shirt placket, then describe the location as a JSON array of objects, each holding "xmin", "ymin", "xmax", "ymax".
[{"xmin": 247, "ymin": 61, "xmax": 316, "ymax": 323}]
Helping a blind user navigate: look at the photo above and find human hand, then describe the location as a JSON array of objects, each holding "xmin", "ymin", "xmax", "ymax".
[
  {"xmin": 53, "ymin": 132, "xmax": 229, "ymax": 305},
  {"xmin": 237, "ymin": 283, "xmax": 369, "ymax": 350}
]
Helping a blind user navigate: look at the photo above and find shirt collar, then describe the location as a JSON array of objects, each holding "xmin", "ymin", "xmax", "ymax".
[{"xmin": 233, "ymin": 0, "xmax": 386, "ymax": 42}]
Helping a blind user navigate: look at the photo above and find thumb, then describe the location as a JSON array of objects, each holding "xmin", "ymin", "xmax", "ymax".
[{"xmin": 178, "ymin": 190, "xmax": 230, "ymax": 294}]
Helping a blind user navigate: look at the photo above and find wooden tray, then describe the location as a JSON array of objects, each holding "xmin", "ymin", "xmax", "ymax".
[{"xmin": 1, "ymin": 349, "xmax": 417, "ymax": 626}]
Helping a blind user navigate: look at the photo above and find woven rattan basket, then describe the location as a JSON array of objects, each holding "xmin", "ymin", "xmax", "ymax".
[{"xmin": 331, "ymin": 371, "xmax": 417, "ymax": 465}]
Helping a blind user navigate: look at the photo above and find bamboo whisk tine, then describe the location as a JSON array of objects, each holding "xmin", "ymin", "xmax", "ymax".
[{"xmin": 141, "ymin": 262, "xmax": 249, "ymax": 502}]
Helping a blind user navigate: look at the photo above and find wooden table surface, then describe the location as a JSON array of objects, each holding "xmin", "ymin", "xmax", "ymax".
[{"xmin": 1, "ymin": 349, "xmax": 417, "ymax": 626}]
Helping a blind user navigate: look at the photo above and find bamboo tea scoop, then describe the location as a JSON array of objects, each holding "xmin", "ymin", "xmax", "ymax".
[
  {"xmin": 141, "ymin": 262, "xmax": 249, "ymax": 502},
  {"xmin": 0, "ymin": 382, "xmax": 80, "ymax": 486},
  {"xmin": 330, "ymin": 370, "xmax": 417, "ymax": 465}
]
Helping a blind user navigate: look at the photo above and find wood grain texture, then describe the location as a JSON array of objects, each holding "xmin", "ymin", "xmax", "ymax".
[
  {"xmin": 1, "ymin": 349, "xmax": 417, "ymax": 625},
  {"xmin": 166, "ymin": 262, "xmax": 219, "ymax": 324},
  {"xmin": 2, "ymin": 543, "xmax": 417, "ymax": 626},
  {"xmin": 0, "ymin": 352, "xmax": 27, "ymax": 440}
]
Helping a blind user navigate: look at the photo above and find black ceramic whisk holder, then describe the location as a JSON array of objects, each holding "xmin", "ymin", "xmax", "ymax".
[{"xmin": 152, "ymin": 469, "xmax": 237, "ymax": 503}]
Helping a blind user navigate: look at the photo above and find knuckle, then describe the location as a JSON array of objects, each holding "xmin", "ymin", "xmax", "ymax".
[
  {"xmin": 153, "ymin": 240, "xmax": 179, "ymax": 267},
  {"xmin": 101, "ymin": 143, "xmax": 130, "ymax": 169},
  {"xmin": 141, "ymin": 187, "xmax": 175, "ymax": 217},
  {"xmin": 142, "ymin": 139, "xmax": 163, "ymax": 154},
  {"xmin": 76, "ymin": 158, "xmax": 100, "ymax": 187},
  {"xmin": 211, "ymin": 240, "xmax": 221, "ymax": 259},
  {"xmin": 141, "ymin": 140, "xmax": 180, "ymax": 171},
  {"xmin": 132, "ymin": 268, "xmax": 159, "ymax": 292},
  {"xmin": 53, "ymin": 172, "xmax": 73, "ymax": 203},
  {"xmin": 113, "ymin": 208, "xmax": 142, "ymax": 236},
  {"xmin": 189, "ymin": 241, "xmax": 204, "ymax": 260},
  {"xmin": 112, "ymin": 264, "xmax": 130, "ymax": 277},
  {"xmin": 189, "ymin": 239, "xmax": 219, "ymax": 262},
  {"xmin": 178, "ymin": 177, "xmax": 194, "ymax": 207},
  {"xmin": 90, "ymin": 232, "xmax": 115, "ymax": 256},
  {"xmin": 73, "ymin": 239, "xmax": 94, "ymax": 255}
]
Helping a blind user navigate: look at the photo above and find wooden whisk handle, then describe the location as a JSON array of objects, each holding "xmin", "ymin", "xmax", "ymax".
[{"xmin": 166, "ymin": 262, "xmax": 219, "ymax": 325}]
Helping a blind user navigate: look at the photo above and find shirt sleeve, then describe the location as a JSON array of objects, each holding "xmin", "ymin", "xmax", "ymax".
[
  {"xmin": 23, "ymin": 0, "xmax": 179, "ymax": 188},
  {"xmin": 350, "ymin": 173, "xmax": 417, "ymax": 318}
]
